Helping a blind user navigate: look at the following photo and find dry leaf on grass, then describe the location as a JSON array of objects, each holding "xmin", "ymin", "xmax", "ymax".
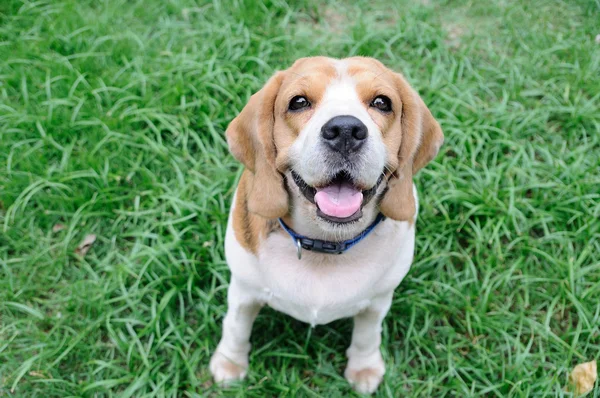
[
  {"xmin": 52, "ymin": 223, "xmax": 66, "ymax": 233},
  {"xmin": 567, "ymin": 360, "xmax": 597, "ymax": 396},
  {"xmin": 75, "ymin": 234, "xmax": 96, "ymax": 257}
]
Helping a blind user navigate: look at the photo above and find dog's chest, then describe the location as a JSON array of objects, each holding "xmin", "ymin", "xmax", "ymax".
[{"xmin": 226, "ymin": 218, "xmax": 416, "ymax": 326}]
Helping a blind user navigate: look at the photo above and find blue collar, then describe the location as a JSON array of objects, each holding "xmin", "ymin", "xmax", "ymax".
[{"xmin": 278, "ymin": 213, "xmax": 386, "ymax": 259}]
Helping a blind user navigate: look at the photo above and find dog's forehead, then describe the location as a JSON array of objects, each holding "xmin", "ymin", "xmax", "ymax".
[
  {"xmin": 287, "ymin": 56, "xmax": 337, "ymax": 76},
  {"xmin": 282, "ymin": 57, "xmax": 393, "ymax": 90}
]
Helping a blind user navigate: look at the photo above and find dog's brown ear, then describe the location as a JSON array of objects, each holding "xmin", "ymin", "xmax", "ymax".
[
  {"xmin": 226, "ymin": 72, "xmax": 289, "ymax": 219},
  {"xmin": 379, "ymin": 74, "xmax": 444, "ymax": 221}
]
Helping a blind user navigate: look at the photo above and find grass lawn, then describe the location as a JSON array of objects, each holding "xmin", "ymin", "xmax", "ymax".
[{"xmin": 1, "ymin": 0, "xmax": 599, "ymax": 396}]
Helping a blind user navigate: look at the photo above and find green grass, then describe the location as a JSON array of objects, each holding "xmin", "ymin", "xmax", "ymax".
[{"xmin": 1, "ymin": 0, "xmax": 599, "ymax": 396}]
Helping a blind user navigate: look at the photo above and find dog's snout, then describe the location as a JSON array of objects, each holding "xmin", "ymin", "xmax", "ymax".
[{"xmin": 321, "ymin": 115, "xmax": 367, "ymax": 154}]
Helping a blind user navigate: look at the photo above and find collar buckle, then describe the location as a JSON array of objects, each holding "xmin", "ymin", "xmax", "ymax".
[{"xmin": 299, "ymin": 238, "xmax": 346, "ymax": 255}]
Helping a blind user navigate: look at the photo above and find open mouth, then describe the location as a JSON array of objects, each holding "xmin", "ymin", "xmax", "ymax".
[{"xmin": 291, "ymin": 170, "xmax": 383, "ymax": 224}]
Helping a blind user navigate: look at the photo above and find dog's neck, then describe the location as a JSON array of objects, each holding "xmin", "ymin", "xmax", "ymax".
[
  {"xmin": 280, "ymin": 204, "xmax": 382, "ymax": 243},
  {"xmin": 278, "ymin": 213, "xmax": 386, "ymax": 258}
]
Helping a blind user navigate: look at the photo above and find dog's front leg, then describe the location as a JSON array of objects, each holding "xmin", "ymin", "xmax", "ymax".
[
  {"xmin": 344, "ymin": 292, "xmax": 393, "ymax": 394},
  {"xmin": 210, "ymin": 277, "xmax": 262, "ymax": 384}
]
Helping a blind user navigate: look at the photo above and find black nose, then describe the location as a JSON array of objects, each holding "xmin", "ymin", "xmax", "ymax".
[{"xmin": 321, "ymin": 115, "xmax": 368, "ymax": 154}]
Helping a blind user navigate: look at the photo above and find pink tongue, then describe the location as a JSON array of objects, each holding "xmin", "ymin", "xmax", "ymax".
[{"xmin": 314, "ymin": 182, "xmax": 363, "ymax": 218}]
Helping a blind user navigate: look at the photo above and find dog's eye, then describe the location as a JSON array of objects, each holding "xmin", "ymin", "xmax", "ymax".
[
  {"xmin": 289, "ymin": 96, "xmax": 311, "ymax": 111},
  {"xmin": 370, "ymin": 95, "xmax": 392, "ymax": 112}
]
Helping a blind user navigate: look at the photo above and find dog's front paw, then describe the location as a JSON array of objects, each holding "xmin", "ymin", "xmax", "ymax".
[
  {"xmin": 209, "ymin": 351, "xmax": 248, "ymax": 384},
  {"xmin": 344, "ymin": 351, "xmax": 385, "ymax": 394},
  {"xmin": 345, "ymin": 367, "xmax": 384, "ymax": 394}
]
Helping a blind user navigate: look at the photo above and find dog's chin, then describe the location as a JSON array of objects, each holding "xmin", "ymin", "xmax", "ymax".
[{"xmin": 290, "ymin": 170, "xmax": 383, "ymax": 226}]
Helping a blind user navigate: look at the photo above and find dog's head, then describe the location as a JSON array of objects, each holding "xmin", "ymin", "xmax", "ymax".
[{"xmin": 227, "ymin": 56, "xmax": 443, "ymax": 238}]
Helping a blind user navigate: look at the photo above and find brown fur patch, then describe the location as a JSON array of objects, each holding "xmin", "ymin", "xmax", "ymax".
[
  {"xmin": 226, "ymin": 73, "xmax": 289, "ymax": 219},
  {"xmin": 378, "ymin": 72, "xmax": 444, "ymax": 221},
  {"xmin": 232, "ymin": 170, "xmax": 280, "ymax": 254}
]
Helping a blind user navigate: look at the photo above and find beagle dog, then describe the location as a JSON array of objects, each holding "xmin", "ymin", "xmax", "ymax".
[{"xmin": 209, "ymin": 56, "xmax": 443, "ymax": 394}]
